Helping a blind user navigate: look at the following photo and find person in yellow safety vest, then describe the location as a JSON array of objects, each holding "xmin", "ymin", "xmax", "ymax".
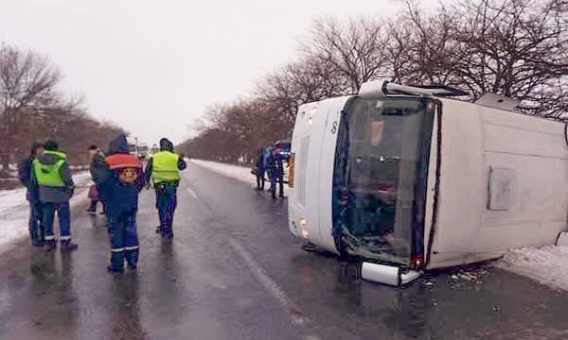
[
  {"xmin": 144, "ymin": 138, "xmax": 187, "ymax": 238},
  {"xmin": 31, "ymin": 140, "xmax": 78, "ymax": 252}
]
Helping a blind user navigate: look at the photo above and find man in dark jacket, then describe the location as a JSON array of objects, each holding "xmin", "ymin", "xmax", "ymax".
[
  {"xmin": 145, "ymin": 138, "xmax": 186, "ymax": 238},
  {"xmin": 18, "ymin": 141, "xmax": 44, "ymax": 247},
  {"xmin": 268, "ymin": 146, "xmax": 284, "ymax": 199},
  {"xmin": 87, "ymin": 144, "xmax": 107, "ymax": 214},
  {"xmin": 254, "ymin": 147, "xmax": 266, "ymax": 191},
  {"xmin": 32, "ymin": 140, "xmax": 78, "ymax": 251},
  {"xmin": 102, "ymin": 134, "xmax": 145, "ymax": 272}
]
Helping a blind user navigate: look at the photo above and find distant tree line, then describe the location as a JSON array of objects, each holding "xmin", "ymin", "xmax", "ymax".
[
  {"xmin": 0, "ymin": 43, "xmax": 125, "ymax": 177},
  {"xmin": 180, "ymin": 0, "xmax": 567, "ymax": 164}
]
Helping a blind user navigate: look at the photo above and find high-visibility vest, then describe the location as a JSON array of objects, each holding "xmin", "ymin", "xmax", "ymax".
[
  {"xmin": 32, "ymin": 150, "xmax": 67, "ymax": 187},
  {"xmin": 151, "ymin": 151, "xmax": 180, "ymax": 184}
]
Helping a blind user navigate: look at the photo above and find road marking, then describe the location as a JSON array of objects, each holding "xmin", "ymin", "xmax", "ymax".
[
  {"xmin": 187, "ymin": 187, "xmax": 198, "ymax": 199},
  {"xmin": 228, "ymin": 237, "xmax": 308, "ymax": 326}
]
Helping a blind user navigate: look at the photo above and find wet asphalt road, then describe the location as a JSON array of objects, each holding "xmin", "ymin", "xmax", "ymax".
[{"xmin": 1, "ymin": 163, "xmax": 568, "ymax": 340}]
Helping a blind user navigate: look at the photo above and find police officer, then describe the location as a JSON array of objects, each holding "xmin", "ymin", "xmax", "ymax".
[
  {"xmin": 103, "ymin": 134, "xmax": 145, "ymax": 272},
  {"xmin": 32, "ymin": 140, "xmax": 78, "ymax": 251},
  {"xmin": 145, "ymin": 138, "xmax": 187, "ymax": 238}
]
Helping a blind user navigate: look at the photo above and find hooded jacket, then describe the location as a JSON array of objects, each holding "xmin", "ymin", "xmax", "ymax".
[
  {"xmin": 18, "ymin": 142, "xmax": 42, "ymax": 202},
  {"xmin": 144, "ymin": 139, "xmax": 186, "ymax": 187},
  {"xmin": 90, "ymin": 150, "xmax": 107, "ymax": 185},
  {"xmin": 102, "ymin": 134, "xmax": 144, "ymax": 216},
  {"xmin": 32, "ymin": 149, "xmax": 74, "ymax": 203}
]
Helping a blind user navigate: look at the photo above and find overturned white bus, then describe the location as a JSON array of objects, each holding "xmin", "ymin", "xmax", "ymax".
[{"xmin": 287, "ymin": 80, "xmax": 568, "ymax": 286}]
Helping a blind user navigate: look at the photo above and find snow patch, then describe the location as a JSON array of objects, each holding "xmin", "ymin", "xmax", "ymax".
[
  {"xmin": 191, "ymin": 159, "xmax": 257, "ymax": 187},
  {"xmin": 497, "ymin": 245, "xmax": 568, "ymax": 291}
]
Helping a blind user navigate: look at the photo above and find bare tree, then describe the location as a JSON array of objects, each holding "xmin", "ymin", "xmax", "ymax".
[
  {"xmin": 0, "ymin": 44, "xmax": 62, "ymax": 175},
  {"xmin": 301, "ymin": 16, "xmax": 389, "ymax": 93},
  {"xmin": 393, "ymin": 0, "xmax": 568, "ymax": 116}
]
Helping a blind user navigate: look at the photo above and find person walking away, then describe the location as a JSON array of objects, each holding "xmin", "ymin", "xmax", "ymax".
[
  {"xmin": 32, "ymin": 140, "xmax": 78, "ymax": 251},
  {"xmin": 18, "ymin": 141, "xmax": 45, "ymax": 247},
  {"xmin": 145, "ymin": 138, "xmax": 186, "ymax": 238},
  {"xmin": 254, "ymin": 148, "xmax": 266, "ymax": 191},
  {"xmin": 269, "ymin": 146, "xmax": 284, "ymax": 199},
  {"xmin": 87, "ymin": 145, "xmax": 107, "ymax": 214},
  {"xmin": 102, "ymin": 134, "xmax": 145, "ymax": 272}
]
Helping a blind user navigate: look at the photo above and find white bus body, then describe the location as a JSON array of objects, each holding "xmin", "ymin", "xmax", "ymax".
[{"xmin": 288, "ymin": 80, "xmax": 568, "ymax": 285}]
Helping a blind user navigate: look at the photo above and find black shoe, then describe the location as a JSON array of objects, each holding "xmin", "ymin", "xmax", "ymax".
[
  {"xmin": 107, "ymin": 265, "xmax": 124, "ymax": 273},
  {"xmin": 100, "ymin": 211, "xmax": 106, "ymax": 215},
  {"xmin": 32, "ymin": 240, "xmax": 45, "ymax": 247},
  {"xmin": 128, "ymin": 264, "xmax": 137, "ymax": 270},
  {"xmin": 60, "ymin": 241, "xmax": 78, "ymax": 252},
  {"xmin": 45, "ymin": 240, "xmax": 57, "ymax": 250}
]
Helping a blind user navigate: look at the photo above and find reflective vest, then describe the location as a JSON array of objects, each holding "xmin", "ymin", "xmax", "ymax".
[
  {"xmin": 105, "ymin": 153, "xmax": 142, "ymax": 185},
  {"xmin": 32, "ymin": 150, "xmax": 67, "ymax": 187},
  {"xmin": 151, "ymin": 151, "xmax": 180, "ymax": 184}
]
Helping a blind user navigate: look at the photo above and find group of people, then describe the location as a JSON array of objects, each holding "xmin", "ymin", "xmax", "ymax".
[
  {"xmin": 18, "ymin": 134, "xmax": 186, "ymax": 273},
  {"xmin": 254, "ymin": 143, "xmax": 288, "ymax": 199}
]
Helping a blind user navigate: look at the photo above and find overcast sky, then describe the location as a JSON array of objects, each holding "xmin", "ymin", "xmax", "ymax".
[{"xmin": 0, "ymin": 0, "xmax": 439, "ymax": 146}]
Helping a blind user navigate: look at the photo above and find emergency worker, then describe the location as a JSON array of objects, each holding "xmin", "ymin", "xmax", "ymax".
[
  {"xmin": 103, "ymin": 134, "xmax": 145, "ymax": 272},
  {"xmin": 145, "ymin": 138, "xmax": 187, "ymax": 238},
  {"xmin": 18, "ymin": 141, "xmax": 45, "ymax": 247},
  {"xmin": 32, "ymin": 140, "xmax": 78, "ymax": 251}
]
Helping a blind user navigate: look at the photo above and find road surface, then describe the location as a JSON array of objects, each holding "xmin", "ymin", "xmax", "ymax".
[{"xmin": 1, "ymin": 163, "xmax": 568, "ymax": 339}]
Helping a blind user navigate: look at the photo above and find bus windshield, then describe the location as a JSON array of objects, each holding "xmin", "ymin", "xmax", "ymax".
[{"xmin": 332, "ymin": 97, "xmax": 434, "ymax": 266}]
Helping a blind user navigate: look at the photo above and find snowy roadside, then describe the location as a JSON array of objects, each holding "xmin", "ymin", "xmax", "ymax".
[
  {"xmin": 190, "ymin": 159, "xmax": 290, "ymax": 196},
  {"xmin": 496, "ymin": 245, "xmax": 568, "ymax": 291},
  {"xmin": 0, "ymin": 171, "xmax": 93, "ymax": 253}
]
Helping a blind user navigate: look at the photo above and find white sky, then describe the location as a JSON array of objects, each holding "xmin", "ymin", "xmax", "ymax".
[{"xmin": 0, "ymin": 0, "xmax": 440, "ymax": 146}]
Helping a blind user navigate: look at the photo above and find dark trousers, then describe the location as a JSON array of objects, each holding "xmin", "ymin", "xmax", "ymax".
[
  {"xmin": 155, "ymin": 184, "xmax": 178, "ymax": 236},
  {"xmin": 29, "ymin": 200, "xmax": 44, "ymax": 244},
  {"xmin": 270, "ymin": 174, "xmax": 284, "ymax": 198},
  {"xmin": 43, "ymin": 202, "xmax": 71, "ymax": 242},
  {"xmin": 256, "ymin": 171, "xmax": 265, "ymax": 190},
  {"xmin": 109, "ymin": 211, "xmax": 139, "ymax": 269}
]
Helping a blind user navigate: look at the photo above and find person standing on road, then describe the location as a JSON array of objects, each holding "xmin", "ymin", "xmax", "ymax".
[
  {"xmin": 18, "ymin": 141, "xmax": 45, "ymax": 247},
  {"xmin": 145, "ymin": 138, "xmax": 186, "ymax": 238},
  {"xmin": 32, "ymin": 140, "xmax": 78, "ymax": 252},
  {"xmin": 86, "ymin": 144, "xmax": 107, "ymax": 215},
  {"xmin": 102, "ymin": 134, "xmax": 145, "ymax": 272},
  {"xmin": 268, "ymin": 146, "xmax": 284, "ymax": 199},
  {"xmin": 254, "ymin": 147, "xmax": 266, "ymax": 191}
]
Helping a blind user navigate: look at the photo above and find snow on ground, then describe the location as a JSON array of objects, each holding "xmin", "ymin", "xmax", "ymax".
[
  {"xmin": 0, "ymin": 171, "xmax": 93, "ymax": 253},
  {"xmin": 496, "ymin": 245, "xmax": 568, "ymax": 291},
  {"xmin": 190, "ymin": 159, "xmax": 290, "ymax": 196},
  {"xmin": 190, "ymin": 159, "xmax": 257, "ymax": 187}
]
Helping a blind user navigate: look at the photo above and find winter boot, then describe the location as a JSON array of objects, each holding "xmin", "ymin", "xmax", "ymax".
[
  {"xmin": 60, "ymin": 240, "xmax": 78, "ymax": 252},
  {"xmin": 45, "ymin": 240, "xmax": 57, "ymax": 251},
  {"xmin": 107, "ymin": 265, "xmax": 124, "ymax": 273}
]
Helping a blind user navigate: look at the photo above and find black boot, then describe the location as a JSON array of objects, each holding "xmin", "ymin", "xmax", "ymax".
[
  {"xmin": 45, "ymin": 239, "xmax": 57, "ymax": 250},
  {"xmin": 60, "ymin": 240, "xmax": 78, "ymax": 252}
]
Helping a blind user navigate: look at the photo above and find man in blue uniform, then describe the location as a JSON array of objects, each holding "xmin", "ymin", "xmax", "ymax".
[
  {"xmin": 103, "ymin": 134, "xmax": 145, "ymax": 272},
  {"xmin": 32, "ymin": 140, "xmax": 78, "ymax": 251},
  {"xmin": 145, "ymin": 138, "xmax": 186, "ymax": 238}
]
